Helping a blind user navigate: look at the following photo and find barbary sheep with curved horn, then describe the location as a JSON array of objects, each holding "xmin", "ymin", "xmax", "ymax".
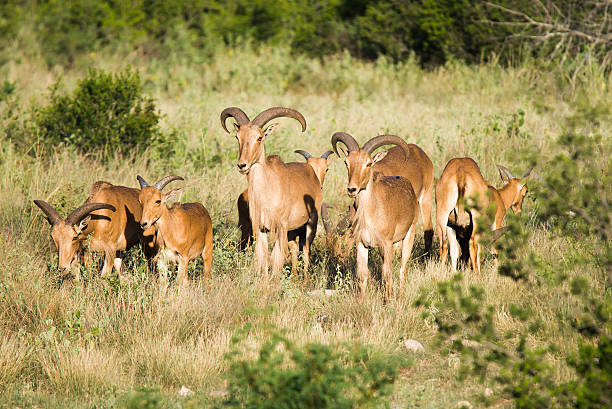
[
  {"xmin": 221, "ymin": 106, "xmax": 321, "ymax": 278},
  {"xmin": 436, "ymin": 158, "xmax": 532, "ymax": 274},
  {"xmin": 34, "ymin": 180, "xmax": 158, "ymax": 281},
  {"xmin": 237, "ymin": 149, "xmax": 334, "ymax": 275},
  {"xmin": 138, "ymin": 175, "xmax": 213, "ymax": 286},
  {"xmin": 332, "ymin": 132, "xmax": 420, "ymax": 302}
]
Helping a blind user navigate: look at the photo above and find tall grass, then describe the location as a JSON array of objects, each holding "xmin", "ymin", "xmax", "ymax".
[{"xmin": 0, "ymin": 43, "xmax": 609, "ymax": 407}]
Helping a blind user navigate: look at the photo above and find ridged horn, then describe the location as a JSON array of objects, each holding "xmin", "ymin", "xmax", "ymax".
[
  {"xmin": 497, "ymin": 165, "xmax": 515, "ymax": 181},
  {"xmin": 153, "ymin": 176, "xmax": 184, "ymax": 191},
  {"xmin": 295, "ymin": 149, "xmax": 312, "ymax": 160},
  {"xmin": 331, "ymin": 132, "xmax": 359, "ymax": 156},
  {"xmin": 33, "ymin": 200, "xmax": 63, "ymax": 226},
  {"xmin": 251, "ymin": 107, "xmax": 306, "ymax": 132},
  {"xmin": 490, "ymin": 226, "xmax": 510, "ymax": 242},
  {"xmin": 362, "ymin": 134, "xmax": 410, "ymax": 155},
  {"xmin": 65, "ymin": 202, "xmax": 116, "ymax": 226},
  {"xmin": 220, "ymin": 107, "xmax": 250, "ymax": 133},
  {"xmin": 522, "ymin": 168, "xmax": 533, "ymax": 179},
  {"xmin": 137, "ymin": 175, "xmax": 149, "ymax": 189},
  {"xmin": 320, "ymin": 150, "xmax": 334, "ymax": 159}
]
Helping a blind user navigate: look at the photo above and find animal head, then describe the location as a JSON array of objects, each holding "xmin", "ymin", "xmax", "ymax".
[
  {"xmin": 331, "ymin": 132, "xmax": 409, "ymax": 198},
  {"xmin": 497, "ymin": 165, "xmax": 533, "ymax": 213},
  {"xmin": 137, "ymin": 175, "xmax": 184, "ymax": 229},
  {"xmin": 294, "ymin": 150, "xmax": 334, "ymax": 186},
  {"xmin": 33, "ymin": 200, "xmax": 116, "ymax": 270},
  {"xmin": 220, "ymin": 107, "xmax": 307, "ymax": 175}
]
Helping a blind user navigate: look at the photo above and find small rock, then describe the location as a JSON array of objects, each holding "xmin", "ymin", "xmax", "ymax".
[
  {"xmin": 461, "ymin": 339, "xmax": 482, "ymax": 349},
  {"xmin": 401, "ymin": 339, "xmax": 425, "ymax": 353},
  {"xmin": 178, "ymin": 386, "xmax": 194, "ymax": 397},
  {"xmin": 456, "ymin": 400, "xmax": 473, "ymax": 409},
  {"xmin": 484, "ymin": 387, "xmax": 493, "ymax": 397},
  {"xmin": 308, "ymin": 289, "xmax": 337, "ymax": 297}
]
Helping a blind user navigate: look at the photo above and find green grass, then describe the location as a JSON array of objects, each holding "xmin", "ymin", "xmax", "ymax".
[{"xmin": 0, "ymin": 43, "xmax": 610, "ymax": 408}]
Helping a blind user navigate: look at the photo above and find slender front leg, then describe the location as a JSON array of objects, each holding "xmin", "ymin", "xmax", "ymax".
[
  {"xmin": 288, "ymin": 238, "xmax": 299, "ymax": 276},
  {"xmin": 303, "ymin": 220, "xmax": 317, "ymax": 281},
  {"xmin": 177, "ymin": 257, "xmax": 190, "ymax": 286},
  {"xmin": 101, "ymin": 250, "xmax": 115, "ymax": 278},
  {"xmin": 255, "ymin": 230, "xmax": 269, "ymax": 278},
  {"xmin": 399, "ymin": 224, "xmax": 416, "ymax": 294},
  {"xmin": 157, "ymin": 251, "xmax": 170, "ymax": 289},
  {"xmin": 356, "ymin": 242, "xmax": 369, "ymax": 298},
  {"xmin": 469, "ymin": 234, "xmax": 481, "ymax": 274},
  {"xmin": 113, "ymin": 257, "xmax": 126, "ymax": 283},
  {"xmin": 381, "ymin": 241, "xmax": 394, "ymax": 303},
  {"xmin": 447, "ymin": 227, "xmax": 460, "ymax": 271}
]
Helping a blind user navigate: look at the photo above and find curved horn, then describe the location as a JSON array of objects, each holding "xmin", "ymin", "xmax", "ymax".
[
  {"xmin": 137, "ymin": 175, "xmax": 149, "ymax": 189},
  {"xmin": 65, "ymin": 202, "xmax": 116, "ymax": 226},
  {"xmin": 220, "ymin": 107, "xmax": 250, "ymax": 133},
  {"xmin": 153, "ymin": 175, "xmax": 184, "ymax": 191},
  {"xmin": 497, "ymin": 165, "xmax": 515, "ymax": 180},
  {"xmin": 320, "ymin": 150, "xmax": 334, "ymax": 159},
  {"xmin": 331, "ymin": 132, "xmax": 359, "ymax": 157},
  {"xmin": 522, "ymin": 168, "xmax": 533, "ymax": 179},
  {"xmin": 33, "ymin": 200, "xmax": 63, "ymax": 226},
  {"xmin": 294, "ymin": 149, "xmax": 313, "ymax": 160},
  {"xmin": 362, "ymin": 134, "xmax": 410, "ymax": 155},
  {"xmin": 251, "ymin": 107, "xmax": 306, "ymax": 132}
]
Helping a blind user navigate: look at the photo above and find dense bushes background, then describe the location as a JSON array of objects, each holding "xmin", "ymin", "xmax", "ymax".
[{"xmin": 2, "ymin": 0, "xmax": 609, "ymax": 66}]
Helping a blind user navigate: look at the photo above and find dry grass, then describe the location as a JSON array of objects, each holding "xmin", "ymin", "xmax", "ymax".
[{"xmin": 0, "ymin": 44, "xmax": 609, "ymax": 407}]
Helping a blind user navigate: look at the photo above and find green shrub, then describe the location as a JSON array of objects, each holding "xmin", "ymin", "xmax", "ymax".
[
  {"xmin": 34, "ymin": 67, "xmax": 162, "ymax": 156},
  {"xmin": 219, "ymin": 325, "xmax": 400, "ymax": 409}
]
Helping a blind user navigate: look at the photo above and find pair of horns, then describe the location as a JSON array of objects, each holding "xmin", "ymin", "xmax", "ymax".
[
  {"xmin": 295, "ymin": 150, "xmax": 334, "ymax": 160},
  {"xmin": 331, "ymin": 132, "xmax": 410, "ymax": 157},
  {"xmin": 33, "ymin": 200, "xmax": 116, "ymax": 227},
  {"xmin": 137, "ymin": 175, "xmax": 184, "ymax": 190},
  {"xmin": 497, "ymin": 165, "xmax": 532, "ymax": 181},
  {"xmin": 220, "ymin": 107, "xmax": 307, "ymax": 134}
]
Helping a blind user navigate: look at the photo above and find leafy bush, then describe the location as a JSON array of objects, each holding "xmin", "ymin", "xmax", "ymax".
[
  {"xmin": 219, "ymin": 325, "xmax": 400, "ymax": 409},
  {"xmin": 34, "ymin": 67, "xmax": 162, "ymax": 156},
  {"xmin": 416, "ymin": 101, "xmax": 612, "ymax": 408}
]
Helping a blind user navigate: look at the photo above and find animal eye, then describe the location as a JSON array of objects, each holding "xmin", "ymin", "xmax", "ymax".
[{"xmin": 155, "ymin": 200, "xmax": 162, "ymax": 204}]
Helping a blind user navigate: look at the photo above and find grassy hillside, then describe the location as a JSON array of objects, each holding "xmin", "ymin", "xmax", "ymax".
[{"xmin": 0, "ymin": 44, "xmax": 610, "ymax": 408}]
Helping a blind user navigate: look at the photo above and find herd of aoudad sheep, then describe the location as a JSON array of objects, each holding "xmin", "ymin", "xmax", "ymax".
[{"xmin": 34, "ymin": 106, "xmax": 532, "ymax": 301}]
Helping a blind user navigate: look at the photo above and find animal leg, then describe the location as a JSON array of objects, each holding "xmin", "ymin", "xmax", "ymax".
[
  {"xmin": 446, "ymin": 227, "xmax": 460, "ymax": 271},
  {"xmin": 177, "ymin": 257, "xmax": 189, "ymax": 286},
  {"xmin": 157, "ymin": 252, "xmax": 170, "ymax": 288},
  {"xmin": 356, "ymin": 242, "xmax": 369, "ymax": 298},
  {"xmin": 420, "ymin": 181, "xmax": 435, "ymax": 256},
  {"xmin": 202, "ymin": 229, "xmax": 213, "ymax": 286},
  {"xmin": 288, "ymin": 239, "xmax": 299, "ymax": 276},
  {"xmin": 255, "ymin": 231, "xmax": 270, "ymax": 278},
  {"xmin": 303, "ymin": 216, "xmax": 317, "ymax": 280},
  {"xmin": 101, "ymin": 250, "xmax": 115, "ymax": 278},
  {"xmin": 113, "ymin": 257, "xmax": 125, "ymax": 283},
  {"xmin": 381, "ymin": 241, "xmax": 394, "ymax": 303},
  {"xmin": 270, "ymin": 225, "xmax": 288, "ymax": 276},
  {"xmin": 469, "ymin": 234, "xmax": 481, "ymax": 274},
  {"xmin": 237, "ymin": 191, "xmax": 253, "ymax": 251},
  {"xmin": 399, "ymin": 223, "xmax": 416, "ymax": 294}
]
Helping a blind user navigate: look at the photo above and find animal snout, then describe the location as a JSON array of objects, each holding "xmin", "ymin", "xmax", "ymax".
[
  {"xmin": 140, "ymin": 222, "xmax": 148, "ymax": 229},
  {"xmin": 237, "ymin": 163, "xmax": 247, "ymax": 170},
  {"xmin": 347, "ymin": 187, "xmax": 357, "ymax": 195}
]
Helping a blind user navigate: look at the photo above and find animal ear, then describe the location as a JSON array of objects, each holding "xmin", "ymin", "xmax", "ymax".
[
  {"xmin": 163, "ymin": 188, "xmax": 181, "ymax": 202},
  {"xmin": 233, "ymin": 122, "xmax": 240, "ymax": 132},
  {"xmin": 325, "ymin": 154, "xmax": 335, "ymax": 165},
  {"xmin": 263, "ymin": 122, "xmax": 279, "ymax": 138},
  {"xmin": 497, "ymin": 165, "xmax": 513, "ymax": 183},
  {"xmin": 74, "ymin": 215, "xmax": 91, "ymax": 235},
  {"xmin": 372, "ymin": 151, "xmax": 388, "ymax": 164}
]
